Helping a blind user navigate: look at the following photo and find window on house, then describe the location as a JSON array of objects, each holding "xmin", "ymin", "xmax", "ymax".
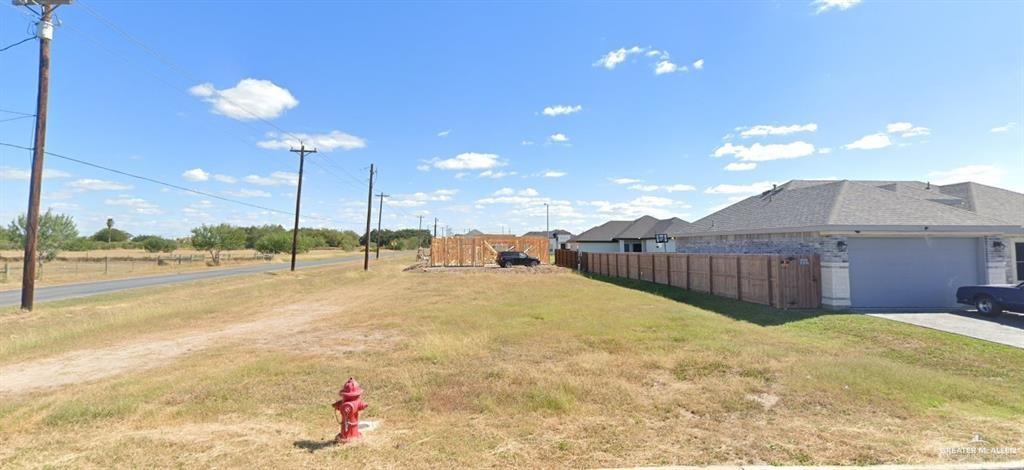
[
  {"xmin": 623, "ymin": 243, "xmax": 630, "ymax": 252},
  {"xmin": 1016, "ymin": 242, "xmax": 1024, "ymax": 281},
  {"xmin": 633, "ymin": 243, "xmax": 642, "ymax": 252}
]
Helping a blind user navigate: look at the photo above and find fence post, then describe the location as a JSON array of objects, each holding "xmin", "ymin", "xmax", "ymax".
[
  {"xmin": 735, "ymin": 256, "xmax": 742, "ymax": 301},
  {"xmin": 708, "ymin": 255, "xmax": 715, "ymax": 294},
  {"xmin": 2, "ymin": 261, "xmax": 7, "ymax": 283},
  {"xmin": 104, "ymin": 256, "xmax": 109, "ymax": 275}
]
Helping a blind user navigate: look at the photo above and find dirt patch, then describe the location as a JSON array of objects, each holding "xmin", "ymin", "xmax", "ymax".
[{"xmin": 0, "ymin": 302, "xmax": 364, "ymax": 395}]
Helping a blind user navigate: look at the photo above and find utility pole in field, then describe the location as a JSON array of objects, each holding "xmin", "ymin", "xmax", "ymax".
[
  {"xmin": 363, "ymin": 164, "xmax": 375, "ymax": 271},
  {"xmin": 20, "ymin": 1, "xmax": 71, "ymax": 311},
  {"xmin": 433, "ymin": 217, "xmax": 438, "ymax": 239},
  {"xmin": 544, "ymin": 202, "xmax": 551, "ymax": 256},
  {"xmin": 288, "ymin": 144, "xmax": 316, "ymax": 271},
  {"xmin": 374, "ymin": 192, "xmax": 389, "ymax": 259}
]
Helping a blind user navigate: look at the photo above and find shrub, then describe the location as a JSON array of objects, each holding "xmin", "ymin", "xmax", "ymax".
[{"xmin": 142, "ymin": 237, "xmax": 177, "ymax": 253}]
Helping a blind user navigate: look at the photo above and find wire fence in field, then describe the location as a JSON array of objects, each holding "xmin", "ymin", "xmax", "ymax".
[{"xmin": 0, "ymin": 253, "xmax": 274, "ymax": 284}]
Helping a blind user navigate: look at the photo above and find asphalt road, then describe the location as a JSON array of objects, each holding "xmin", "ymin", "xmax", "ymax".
[{"xmin": 0, "ymin": 253, "xmax": 401, "ymax": 308}]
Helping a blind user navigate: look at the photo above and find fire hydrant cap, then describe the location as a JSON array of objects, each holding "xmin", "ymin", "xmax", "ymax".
[{"xmin": 340, "ymin": 377, "xmax": 363, "ymax": 398}]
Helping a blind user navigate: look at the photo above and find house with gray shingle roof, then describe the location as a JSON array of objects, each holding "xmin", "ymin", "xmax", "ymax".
[
  {"xmin": 669, "ymin": 179, "xmax": 1024, "ymax": 309},
  {"xmin": 569, "ymin": 216, "xmax": 690, "ymax": 253},
  {"xmin": 522, "ymin": 229, "xmax": 574, "ymax": 254}
]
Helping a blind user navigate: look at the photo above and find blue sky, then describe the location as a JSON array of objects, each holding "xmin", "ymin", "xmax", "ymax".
[{"xmin": 1, "ymin": 0, "xmax": 1022, "ymax": 238}]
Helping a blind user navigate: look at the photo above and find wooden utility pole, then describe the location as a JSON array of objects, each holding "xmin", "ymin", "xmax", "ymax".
[
  {"xmin": 289, "ymin": 144, "xmax": 316, "ymax": 271},
  {"xmin": 21, "ymin": 3, "xmax": 62, "ymax": 311},
  {"xmin": 363, "ymin": 164, "xmax": 375, "ymax": 271},
  {"xmin": 433, "ymin": 217, "xmax": 438, "ymax": 239},
  {"xmin": 374, "ymin": 192, "xmax": 389, "ymax": 259}
]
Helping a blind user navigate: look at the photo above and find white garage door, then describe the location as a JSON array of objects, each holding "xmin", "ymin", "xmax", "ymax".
[{"xmin": 847, "ymin": 237, "xmax": 981, "ymax": 308}]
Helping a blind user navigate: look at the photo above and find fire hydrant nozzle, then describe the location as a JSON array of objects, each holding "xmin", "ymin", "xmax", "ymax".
[{"xmin": 332, "ymin": 377, "xmax": 368, "ymax": 443}]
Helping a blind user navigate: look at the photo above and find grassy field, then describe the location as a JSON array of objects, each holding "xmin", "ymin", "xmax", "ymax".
[
  {"xmin": 0, "ymin": 248, "xmax": 360, "ymax": 290},
  {"xmin": 1, "ymin": 256, "xmax": 1022, "ymax": 468}
]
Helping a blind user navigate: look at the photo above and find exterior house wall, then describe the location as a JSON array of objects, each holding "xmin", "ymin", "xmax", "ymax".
[
  {"xmin": 618, "ymin": 239, "xmax": 646, "ymax": 252},
  {"xmin": 574, "ymin": 241, "xmax": 620, "ymax": 253},
  {"xmin": 643, "ymin": 239, "xmax": 676, "ymax": 253},
  {"xmin": 1004, "ymin": 236, "xmax": 1023, "ymax": 283},
  {"xmin": 983, "ymin": 236, "xmax": 1010, "ymax": 284}
]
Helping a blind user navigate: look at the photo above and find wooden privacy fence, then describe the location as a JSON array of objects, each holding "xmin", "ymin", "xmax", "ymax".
[
  {"xmin": 559, "ymin": 250, "xmax": 821, "ymax": 309},
  {"xmin": 554, "ymin": 249, "xmax": 580, "ymax": 269},
  {"xmin": 430, "ymin": 236, "xmax": 548, "ymax": 267}
]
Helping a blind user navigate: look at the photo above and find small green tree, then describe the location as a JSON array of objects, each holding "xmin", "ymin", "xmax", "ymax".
[
  {"xmin": 6, "ymin": 210, "xmax": 79, "ymax": 274},
  {"xmin": 254, "ymin": 231, "xmax": 292, "ymax": 254},
  {"xmin": 190, "ymin": 224, "xmax": 245, "ymax": 265},
  {"xmin": 91, "ymin": 227, "xmax": 132, "ymax": 243},
  {"xmin": 142, "ymin": 236, "xmax": 178, "ymax": 253}
]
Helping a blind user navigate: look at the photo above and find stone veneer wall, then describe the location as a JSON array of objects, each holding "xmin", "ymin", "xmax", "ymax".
[{"xmin": 674, "ymin": 233, "xmax": 851, "ymax": 308}]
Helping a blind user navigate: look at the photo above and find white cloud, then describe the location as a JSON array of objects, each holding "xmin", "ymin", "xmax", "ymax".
[
  {"xmin": 713, "ymin": 141, "xmax": 816, "ymax": 161},
  {"xmin": 739, "ymin": 123, "xmax": 817, "ymax": 138},
  {"xmin": 520, "ymin": 140, "xmax": 535, "ymax": 146},
  {"xmin": 692, "ymin": 58, "xmax": 704, "ymax": 70},
  {"xmin": 542, "ymin": 105, "xmax": 582, "ymax": 116},
  {"xmin": 182, "ymin": 168, "xmax": 210, "ymax": 182},
  {"xmin": 580, "ymin": 196, "xmax": 690, "ymax": 219},
  {"xmin": 611, "ymin": 178, "xmax": 643, "ymax": 185},
  {"xmin": 654, "ymin": 60, "xmax": 680, "ymax": 75},
  {"xmin": 817, "ymin": 147, "xmax": 832, "ymax": 154},
  {"xmin": 213, "ymin": 174, "xmax": 237, "ymax": 183},
  {"xmin": 478, "ymin": 170, "xmax": 517, "ymax": 179},
  {"xmin": 812, "ymin": 0, "xmax": 861, "ymax": 14},
  {"xmin": 432, "ymin": 152, "xmax": 505, "ymax": 170},
  {"xmin": 388, "ymin": 189, "xmax": 458, "ymax": 207},
  {"xmin": 595, "ymin": 46, "xmax": 644, "ymax": 69},
  {"xmin": 900, "ymin": 126, "xmax": 931, "ymax": 138},
  {"xmin": 549, "ymin": 133, "xmax": 569, "ymax": 142},
  {"xmin": 437, "ymin": 129, "xmax": 451, "ymax": 137},
  {"xmin": 416, "ymin": 164, "xmax": 431, "ymax": 171},
  {"xmin": 628, "ymin": 183, "xmax": 696, "ymax": 192},
  {"xmin": 0, "ymin": 167, "xmax": 70, "ymax": 180},
  {"xmin": 542, "ymin": 170, "xmax": 567, "ymax": 178},
  {"xmin": 257, "ymin": 130, "xmax": 366, "ymax": 152},
  {"xmin": 705, "ymin": 181, "xmax": 777, "ymax": 195},
  {"xmin": 104, "ymin": 197, "xmax": 162, "ymax": 215},
  {"xmin": 188, "ymin": 78, "xmax": 298, "ymax": 121},
  {"xmin": 886, "ymin": 122, "xmax": 914, "ymax": 133},
  {"xmin": 68, "ymin": 179, "xmax": 132, "ymax": 191},
  {"xmin": 927, "ymin": 165, "xmax": 1008, "ymax": 186},
  {"xmin": 724, "ymin": 162, "xmax": 757, "ymax": 171},
  {"xmin": 886, "ymin": 122, "xmax": 930, "ymax": 138},
  {"xmin": 223, "ymin": 188, "xmax": 271, "ymax": 198},
  {"xmin": 990, "ymin": 122, "xmax": 1017, "ymax": 133},
  {"xmin": 243, "ymin": 172, "xmax": 298, "ymax": 186},
  {"xmin": 845, "ymin": 133, "xmax": 892, "ymax": 150}
]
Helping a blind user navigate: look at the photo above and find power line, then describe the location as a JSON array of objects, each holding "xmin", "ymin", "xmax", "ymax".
[
  {"xmin": 0, "ymin": 115, "xmax": 36, "ymax": 124},
  {"xmin": 0, "ymin": 141, "xmax": 347, "ymax": 225},
  {"xmin": 0, "ymin": 108, "xmax": 36, "ymax": 117},
  {"xmin": 0, "ymin": 36, "xmax": 35, "ymax": 53}
]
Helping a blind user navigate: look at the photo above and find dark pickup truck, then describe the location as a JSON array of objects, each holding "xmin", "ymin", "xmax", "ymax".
[{"xmin": 956, "ymin": 281, "xmax": 1024, "ymax": 315}]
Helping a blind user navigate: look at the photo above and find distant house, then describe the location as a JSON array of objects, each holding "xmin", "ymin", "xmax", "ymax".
[
  {"xmin": 569, "ymin": 216, "xmax": 690, "ymax": 253},
  {"xmin": 669, "ymin": 180, "xmax": 1024, "ymax": 309},
  {"xmin": 522, "ymin": 229, "xmax": 574, "ymax": 253}
]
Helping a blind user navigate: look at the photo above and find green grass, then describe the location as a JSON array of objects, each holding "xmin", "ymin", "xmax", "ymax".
[{"xmin": 1, "ymin": 259, "xmax": 1022, "ymax": 468}]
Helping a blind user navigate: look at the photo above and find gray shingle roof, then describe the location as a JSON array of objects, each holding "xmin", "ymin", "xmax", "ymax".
[
  {"xmin": 571, "ymin": 216, "xmax": 691, "ymax": 242},
  {"xmin": 939, "ymin": 182, "xmax": 1024, "ymax": 226},
  {"xmin": 522, "ymin": 229, "xmax": 574, "ymax": 238},
  {"xmin": 570, "ymin": 220, "xmax": 633, "ymax": 242},
  {"xmin": 673, "ymin": 179, "xmax": 1020, "ymax": 236}
]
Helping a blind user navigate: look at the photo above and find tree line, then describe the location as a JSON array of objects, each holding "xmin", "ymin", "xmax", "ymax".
[{"xmin": 1, "ymin": 210, "xmax": 431, "ymax": 266}]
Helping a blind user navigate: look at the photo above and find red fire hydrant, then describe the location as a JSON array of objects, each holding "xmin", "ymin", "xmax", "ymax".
[{"xmin": 332, "ymin": 377, "xmax": 368, "ymax": 443}]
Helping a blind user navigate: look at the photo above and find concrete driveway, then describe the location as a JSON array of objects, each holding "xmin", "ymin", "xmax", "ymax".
[{"xmin": 867, "ymin": 310, "xmax": 1024, "ymax": 349}]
